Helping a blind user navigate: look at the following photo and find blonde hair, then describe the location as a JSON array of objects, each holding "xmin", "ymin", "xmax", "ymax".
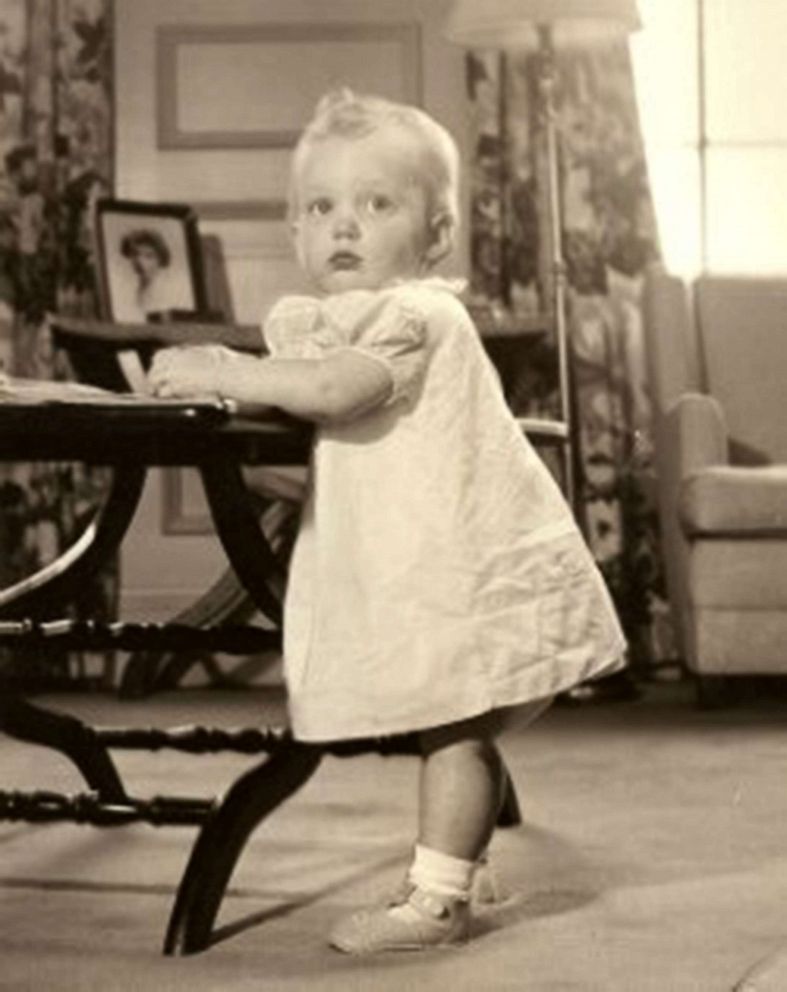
[{"xmin": 289, "ymin": 89, "xmax": 460, "ymax": 232}]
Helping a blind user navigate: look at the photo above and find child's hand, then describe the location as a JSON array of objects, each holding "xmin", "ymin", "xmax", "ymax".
[{"xmin": 148, "ymin": 345, "xmax": 225, "ymax": 398}]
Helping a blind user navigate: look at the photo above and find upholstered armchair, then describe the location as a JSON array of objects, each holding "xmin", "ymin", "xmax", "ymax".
[{"xmin": 642, "ymin": 266, "xmax": 787, "ymax": 704}]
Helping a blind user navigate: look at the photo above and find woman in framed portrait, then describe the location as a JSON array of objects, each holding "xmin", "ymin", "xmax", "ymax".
[{"xmin": 117, "ymin": 227, "xmax": 193, "ymax": 321}]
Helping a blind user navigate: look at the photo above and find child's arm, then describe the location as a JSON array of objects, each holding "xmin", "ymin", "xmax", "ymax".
[{"xmin": 148, "ymin": 345, "xmax": 392, "ymax": 424}]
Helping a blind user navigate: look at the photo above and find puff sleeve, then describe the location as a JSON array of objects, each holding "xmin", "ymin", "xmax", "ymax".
[
  {"xmin": 262, "ymin": 296, "xmax": 331, "ymax": 359},
  {"xmin": 329, "ymin": 292, "xmax": 428, "ymax": 404},
  {"xmin": 262, "ymin": 290, "xmax": 429, "ymax": 405}
]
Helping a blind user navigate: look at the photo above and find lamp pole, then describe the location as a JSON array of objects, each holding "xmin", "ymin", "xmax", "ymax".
[{"xmin": 535, "ymin": 24, "xmax": 576, "ymax": 513}]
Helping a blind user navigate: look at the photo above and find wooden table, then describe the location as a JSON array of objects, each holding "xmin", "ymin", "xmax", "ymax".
[
  {"xmin": 0, "ymin": 381, "xmax": 521, "ymax": 956},
  {"xmin": 0, "ymin": 392, "xmax": 326, "ymax": 955}
]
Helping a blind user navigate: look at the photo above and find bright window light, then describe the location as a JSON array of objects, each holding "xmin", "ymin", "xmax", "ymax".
[{"xmin": 630, "ymin": 0, "xmax": 787, "ymax": 276}]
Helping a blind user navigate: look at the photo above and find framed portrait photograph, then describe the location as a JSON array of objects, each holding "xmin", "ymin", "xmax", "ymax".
[{"xmin": 94, "ymin": 198, "xmax": 209, "ymax": 323}]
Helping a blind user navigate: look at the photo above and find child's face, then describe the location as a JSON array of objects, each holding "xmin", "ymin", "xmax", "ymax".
[{"xmin": 292, "ymin": 128, "xmax": 434, "ymax": 294}]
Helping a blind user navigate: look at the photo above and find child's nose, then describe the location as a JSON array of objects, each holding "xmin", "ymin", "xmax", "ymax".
[{"xmin": 332, "ymin": 207, "xmax": 360, "ymax": 238}]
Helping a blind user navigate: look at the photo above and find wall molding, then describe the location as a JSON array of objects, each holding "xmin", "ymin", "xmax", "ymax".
[
  {"xmin": 157, "ymin": 22, "xmax": 423, "ymax": 150},
  {"xmin": 192, "ymin": 199, "xmax": 288, "ymax": 223}
]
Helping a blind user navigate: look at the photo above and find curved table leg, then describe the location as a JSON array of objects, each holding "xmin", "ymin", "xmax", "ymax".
[
  {"xmin": 0, "ymin": 692, "xmax": 127, "ymax": 801},
  {"xmin": 0, "ymin": 466, "xmax": 147, "ymax": 619},
  {"xmin": 0, "ymin": 464, "xmax": 143, "ymax": 799},
  {"xmin": 118, "ymin": 564, "xmax": 255, "ymax": 698},
  {"xmin": 120, "ymin": 496, "xmax": 299, "ymax": 698},
  {"xmin": 164, "ymin": 738, "xmax": 322, "ymax": 956},
  {"xmin": 198, "ymin": 456, "xmax": 289, "ymax": 625}
]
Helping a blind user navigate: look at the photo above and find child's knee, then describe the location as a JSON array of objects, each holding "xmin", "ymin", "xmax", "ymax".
[{"xmin": 419, "ymin": 710, "xmax": 507, "ymax": 754}]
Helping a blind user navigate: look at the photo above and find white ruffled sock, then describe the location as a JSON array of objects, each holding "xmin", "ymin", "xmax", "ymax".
[
  {"xmin": 408, "ymin": 843, "xmax": 475, "ymax": 900},
  {"xmin": 386, "ymin": 844, "xmax": 474, "ymax": 924}
]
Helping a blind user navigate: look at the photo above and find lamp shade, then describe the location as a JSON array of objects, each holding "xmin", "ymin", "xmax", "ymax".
[{"xmin": 444, "ymin": 0, "xmax": 641, "ymax": 49}]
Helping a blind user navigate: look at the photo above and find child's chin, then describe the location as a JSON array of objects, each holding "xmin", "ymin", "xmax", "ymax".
[{"xmin": 320, "ymin": 271, "xmax": 377, "ymax": 294}]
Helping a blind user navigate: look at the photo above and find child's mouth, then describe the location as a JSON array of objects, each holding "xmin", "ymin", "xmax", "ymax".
[{"xmin": 330, "ymin": 252, "xmax": 361, "ymax": 271}]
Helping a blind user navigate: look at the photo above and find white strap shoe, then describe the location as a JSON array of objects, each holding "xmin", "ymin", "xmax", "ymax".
[{"xmin": 329, "ymin": 885, "xmax": 470, "ymax": 955}]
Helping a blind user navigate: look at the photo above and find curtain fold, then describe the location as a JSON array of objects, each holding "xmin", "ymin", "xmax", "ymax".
[
  {"xmin": 467, "ymin": 42, "xmax": 674, "ymax": 670},
  {"xmin": 0, "ymin": 0, "xmax": 114, "ymax": 677}
]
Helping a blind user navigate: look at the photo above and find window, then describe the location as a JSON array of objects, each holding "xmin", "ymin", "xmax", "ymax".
[{"xmin": 632, "ymin": 0, "xmax": 787, "ymax": 275}]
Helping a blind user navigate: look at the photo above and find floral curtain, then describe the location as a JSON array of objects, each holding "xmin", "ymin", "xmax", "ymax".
[
  {"xmin": 466, "ymin": 43, "xmax": 674, "ymax": 671},
  {"xmin": 0, "ymin": 0, "xmax": 114, "ymax": 678}
]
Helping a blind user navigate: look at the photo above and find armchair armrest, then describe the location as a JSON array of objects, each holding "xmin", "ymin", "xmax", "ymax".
[
  {"xmin": 679, "ymin": 464, "xmax": 787, "ymax": 536},
  {"xmin": 662, "ymin": 393, "xmax": 787, "ymax": 537},
  {"xmin": 652, "ymin": 392, "xmax": 730, "ymax": 658},
  {"xmin": 662, "ymin": 392, "xmax": 729, "ymax": 479}
]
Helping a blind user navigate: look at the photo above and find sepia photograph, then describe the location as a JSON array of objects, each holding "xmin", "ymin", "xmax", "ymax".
[
  {"xmin": 94, "ymin": 198, "xmax": 207, "ymax": 322},
  {"xmin": 1, "ymin": 1, "xmax": 787, "ymax": 990}
]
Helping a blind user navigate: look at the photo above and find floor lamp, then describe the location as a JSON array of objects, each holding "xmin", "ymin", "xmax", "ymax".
[{"xmin": 445, "ymin": 0, "xmax": 640, "ymax": 512}]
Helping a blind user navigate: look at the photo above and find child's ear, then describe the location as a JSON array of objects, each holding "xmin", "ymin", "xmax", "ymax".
[{"xmin": 423, "ymin": 211, "xmax": 454, "ymax": 267}]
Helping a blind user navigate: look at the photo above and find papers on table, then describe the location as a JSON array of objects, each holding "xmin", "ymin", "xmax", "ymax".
[{"xmin": 0, "ymin": 374, "xmax": 235, "ymax": 413}]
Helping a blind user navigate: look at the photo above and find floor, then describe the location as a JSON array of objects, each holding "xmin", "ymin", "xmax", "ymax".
[{"xmin": 2, "ymin": 677, "xmax": 787, "ymax": 991}]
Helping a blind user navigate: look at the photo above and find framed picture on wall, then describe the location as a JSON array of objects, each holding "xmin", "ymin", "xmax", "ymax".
[{"xmin": 94, "ymin": 198, "xmax": 209, "ymax": 323}]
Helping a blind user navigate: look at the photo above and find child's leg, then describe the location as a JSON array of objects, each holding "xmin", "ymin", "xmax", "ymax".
[
  {"xmin": 329, "ymin": 715, "xmax": 498, "ymax": 954},
  {"xmin": 329, "ymin": 702, "xmax": 549, "ymax": 954},
  {"xmin": 416, "ymin": 710, "xmax": 509, "ymax": 862},
  {"xmin": 418, "ymin": 698, "xmax": 551, "ymax": 861}
]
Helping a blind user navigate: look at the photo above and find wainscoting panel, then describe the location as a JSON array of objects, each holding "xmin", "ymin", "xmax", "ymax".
[{"xmin": 157, "ymin": 22, "xmax": 422, "ymax": 149}]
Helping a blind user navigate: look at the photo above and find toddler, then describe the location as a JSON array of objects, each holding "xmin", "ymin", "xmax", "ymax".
[{"xmin": 149, "ymin": 90, "xmax": 626, "ymax": 954}]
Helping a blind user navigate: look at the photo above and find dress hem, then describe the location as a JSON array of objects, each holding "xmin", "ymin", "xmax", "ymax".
[{"xmin": 288, "ymin": 637, "xmax": 628, "ymax": 744}]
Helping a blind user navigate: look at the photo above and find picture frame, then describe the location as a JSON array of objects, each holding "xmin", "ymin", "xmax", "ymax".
[{"xmin": 94, "ymin": 198, "xmax": 209, "ymax": 323}]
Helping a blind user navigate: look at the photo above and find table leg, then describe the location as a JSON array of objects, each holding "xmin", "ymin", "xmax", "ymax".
[
  {"xmin": 0, "ymin": 466, "xmax": 146, "ymax": 619},
  {"xmin": 120, "ymin": 496, "xmax": 298, "ymax": 698},
  {"xmin": 198, "ymin": 456, "xmax": 289, "ymax": 624},
  {"xmin": 163, "ymin": 738, "xmax": 322, "ymax": 955},
  {"xmin": 119, "ymin": 564, "xmax": 255, "ymax": 698},
  {"xmin": 0, "ymin": 692, "xmax": 127, "ymax": 802}
]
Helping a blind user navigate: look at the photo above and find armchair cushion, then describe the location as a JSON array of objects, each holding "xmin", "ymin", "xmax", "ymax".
[
  {"xmin": 680, "ymin": 465, "xmax": 787, "ymax": 536},
  {"xmin": 690, "ymin": 541, "xmax": 787, "ymax": 608},
  {"xmin": 695, "ymin": 276, "xmax": 787, "ymax": 463}
]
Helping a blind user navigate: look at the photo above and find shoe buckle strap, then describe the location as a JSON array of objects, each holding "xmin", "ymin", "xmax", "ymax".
[{"xmin": 409, "ymin": 887, "xmax": 453, "ymax": 919}]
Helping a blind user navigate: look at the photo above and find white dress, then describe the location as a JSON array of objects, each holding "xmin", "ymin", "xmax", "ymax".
[{"xmin": 263, "ymin": 279, "xmax": 626, "ymax": 742}]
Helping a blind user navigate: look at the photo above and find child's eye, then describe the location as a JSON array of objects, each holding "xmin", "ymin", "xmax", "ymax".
[
  {"xmin": 306, "ymin": 198, "xmax": 332, "ymax": 217},
  {"xmin": 365, "ymin": 194, "xmax": 395, "ymax": 214}
]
